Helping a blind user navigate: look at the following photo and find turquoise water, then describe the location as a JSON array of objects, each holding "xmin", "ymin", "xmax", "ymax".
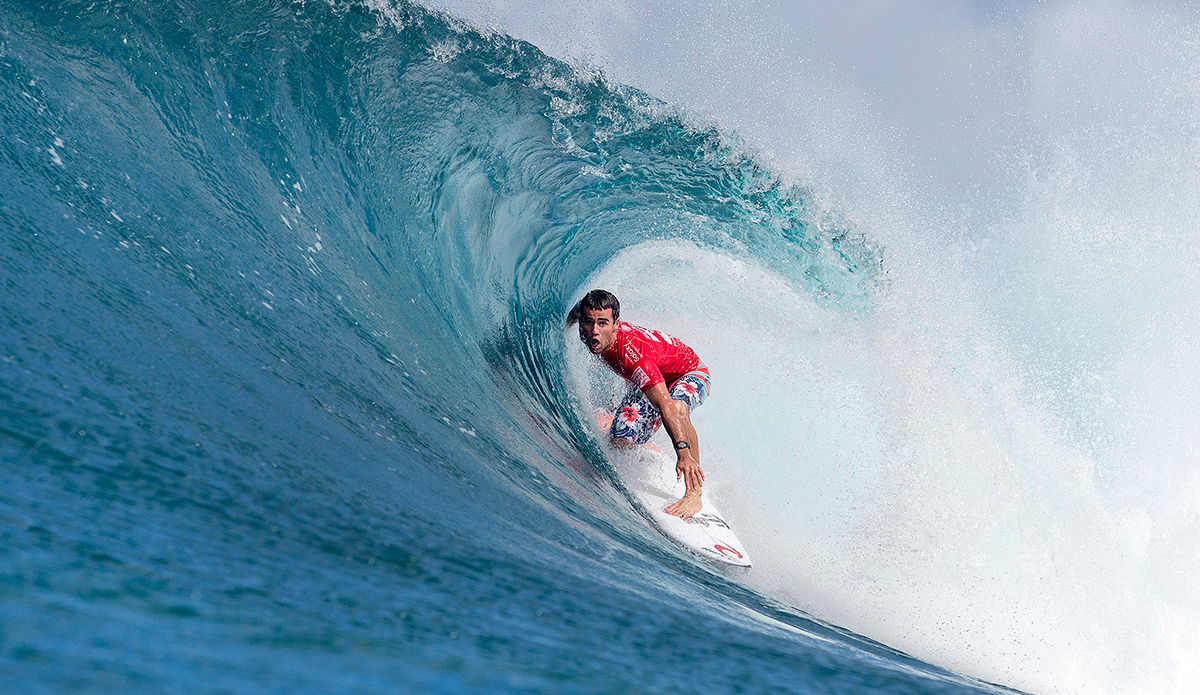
[{"xmin": 0, "ymin": 0, "xmax": 1026, "ymax": 692}]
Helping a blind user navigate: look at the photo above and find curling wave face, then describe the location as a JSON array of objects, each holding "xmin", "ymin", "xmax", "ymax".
[{"xmin": 1, "ymin": 0, "xmax": 1004, "ymax": 693}]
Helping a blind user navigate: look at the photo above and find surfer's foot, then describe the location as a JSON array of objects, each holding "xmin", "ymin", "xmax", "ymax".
[{"xmin": 665, "ymin": 490, "xmax": 701, "ymax": 519}]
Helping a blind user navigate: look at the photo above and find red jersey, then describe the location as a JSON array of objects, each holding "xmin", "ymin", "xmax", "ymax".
[{"xmin": 601, "ymin": 322, "xmax": 701, "ymax": 393}]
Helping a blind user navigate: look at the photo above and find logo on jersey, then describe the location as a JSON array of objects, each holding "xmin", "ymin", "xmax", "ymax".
[
  {"xmin": 633, "ymin": 325, "xmax": 677, "ymax": 345},
  {"xmin": 631, "ymin": 367, "xmax": 650, "ymax": 389}
]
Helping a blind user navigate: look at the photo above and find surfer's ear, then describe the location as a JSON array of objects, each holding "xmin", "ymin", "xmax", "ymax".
[{"xmin": 566, "ymin": 302, "xmax": 581, "ymax": 327}]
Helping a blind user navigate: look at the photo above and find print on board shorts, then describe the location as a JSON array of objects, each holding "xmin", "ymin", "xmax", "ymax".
[{"xmin": 609, "ymin": 365, "xmax": 710, "ymax": 445}]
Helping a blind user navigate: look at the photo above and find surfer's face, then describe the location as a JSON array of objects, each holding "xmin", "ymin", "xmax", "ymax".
[{"xmin": 579, "ymin": 307, "xmax": 618, "ymax": 354}]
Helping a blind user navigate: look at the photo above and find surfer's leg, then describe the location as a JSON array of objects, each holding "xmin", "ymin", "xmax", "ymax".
[
  {"xmin": 667, "ymin": 365, "xmax": 710, "ymax": 411},
  {"xmin": 609, "ymin": 387, "xmax": 662, "ymax": 446}
]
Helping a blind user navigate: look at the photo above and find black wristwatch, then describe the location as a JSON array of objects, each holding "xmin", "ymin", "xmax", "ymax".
[{"xmin": 673, "ymin": 440, "xmax": 690, "ymax": 450}]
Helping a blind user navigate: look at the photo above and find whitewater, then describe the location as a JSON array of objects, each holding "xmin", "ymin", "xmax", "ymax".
[{"xmin": 2, "ymin": 0, "xmax": 1197, "ymax": 693}]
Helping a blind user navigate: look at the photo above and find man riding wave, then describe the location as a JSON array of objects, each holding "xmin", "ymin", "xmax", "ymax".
[{"xmin": 569, "ymin": 289, "xmax": 710, "ymax": 519}]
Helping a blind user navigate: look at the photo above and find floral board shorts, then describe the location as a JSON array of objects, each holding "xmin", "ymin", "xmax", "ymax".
[{"xmin": 609, "ymin": 364, "xmax": 711, "ymax": 446}]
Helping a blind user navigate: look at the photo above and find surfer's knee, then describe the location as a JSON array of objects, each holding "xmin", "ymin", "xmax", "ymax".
[{"xmin": 611, "ymin": 437, "xmax": 637, "ymax": 449}]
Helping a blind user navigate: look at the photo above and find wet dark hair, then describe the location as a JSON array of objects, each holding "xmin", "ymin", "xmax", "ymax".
[{"xmin": 566, "ymin": 289, "xmax": 620, "ymax": 326}]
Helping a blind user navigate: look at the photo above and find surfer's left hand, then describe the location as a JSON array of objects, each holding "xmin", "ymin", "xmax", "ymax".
[
  {"xmin": 669, "ymin": 456, "xmax": 703, "ymax": 519},
  {"xmin": 675, "ymin": 454, "xmax": 704, "ymax": 491},
  {"xmin": 665, "ymin": 489, "xmax": 702, "ymax": 519}
]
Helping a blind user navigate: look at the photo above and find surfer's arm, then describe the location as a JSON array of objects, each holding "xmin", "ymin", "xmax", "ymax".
[{"xmin": 644, "ymin": 382, "xmax": 704, "ymax": 496}]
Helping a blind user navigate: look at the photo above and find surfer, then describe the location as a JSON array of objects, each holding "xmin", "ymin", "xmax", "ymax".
[{"xmin": 569, "ymin": 289, "xmax": 710, "ymax": 519}]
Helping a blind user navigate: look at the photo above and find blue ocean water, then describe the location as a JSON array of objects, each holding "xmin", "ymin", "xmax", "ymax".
[{"xmin": 0, "ymin": 0, "xmax": 1030, "ymax": 692}]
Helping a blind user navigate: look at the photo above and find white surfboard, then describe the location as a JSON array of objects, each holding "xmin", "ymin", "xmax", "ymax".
[{"xmin": 608, "ymin": 440, "xmax": 752, "ymax": 569}]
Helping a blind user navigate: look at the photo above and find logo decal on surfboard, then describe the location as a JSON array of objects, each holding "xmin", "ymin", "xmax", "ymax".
[
  {"xmin": 713, "ymin": 544, "xmax": 743, "ymax": 560},
  {"xmin": 682, "ymin": 512, "xmax": 730, "ymax": 530}
]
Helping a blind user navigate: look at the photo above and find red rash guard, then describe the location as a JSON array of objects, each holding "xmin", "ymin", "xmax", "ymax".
[{"xmin": 601, "ymin": 322, "xmax": 701, "ymax": 393}]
